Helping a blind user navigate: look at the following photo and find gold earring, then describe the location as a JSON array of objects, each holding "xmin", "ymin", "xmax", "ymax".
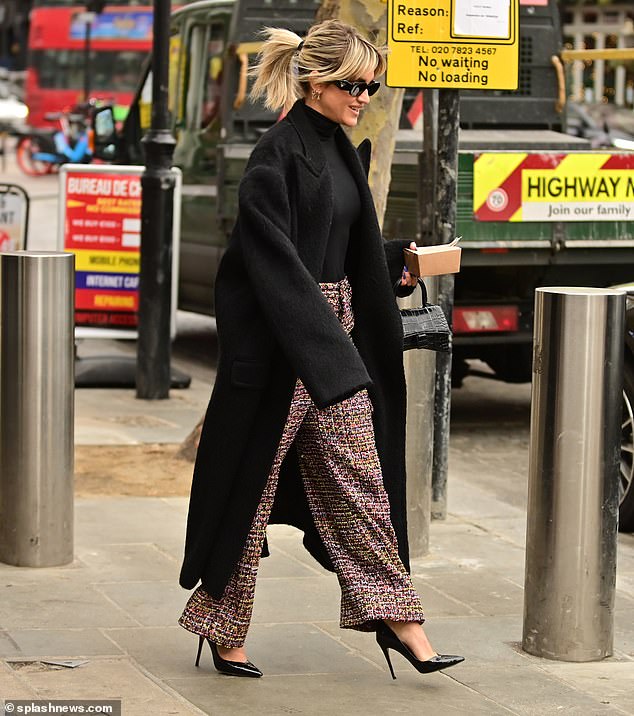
[{"xmin": 312, "ymin": 88, "xmax": 321, "ymax": 101}]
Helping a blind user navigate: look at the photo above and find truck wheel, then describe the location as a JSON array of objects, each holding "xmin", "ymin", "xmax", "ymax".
[{"xmin": 620, "ymin": 360, "xmax": 634, "ymax": 532}]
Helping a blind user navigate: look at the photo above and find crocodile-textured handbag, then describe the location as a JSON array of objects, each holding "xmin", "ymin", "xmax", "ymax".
[{"xmin": 399, "ymin": 279, "xmax": 451, "ymax": 353}]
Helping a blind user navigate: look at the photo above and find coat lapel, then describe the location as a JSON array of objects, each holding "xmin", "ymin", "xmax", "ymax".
[
  {"xmin": 286, "ymin": 101, "xmax": 333, "ymax": 281},
  {"xmin": 285, "ymin": 102, "xmax": 381, "ymax": 282},
  {"xmin": 356, "ymin": 138, "xmax": 372, "ymax": 178},
  {"xmin": 286, "ymin": 101, "xmax": 328, "ymax": 176}
]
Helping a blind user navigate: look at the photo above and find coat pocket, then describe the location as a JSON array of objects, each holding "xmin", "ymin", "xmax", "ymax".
[{"xmin": 230, "ymin": 359, "xmax": 270, "ymax": 389}]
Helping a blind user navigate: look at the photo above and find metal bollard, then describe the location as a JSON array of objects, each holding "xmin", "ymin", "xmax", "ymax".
[
  {"xmin": 0, "ymin": 251, "xmax": 75, "ymax": 567},
  {"xmin": 522, "ymin": 286, "xmax": 624, "ymax": 661}
]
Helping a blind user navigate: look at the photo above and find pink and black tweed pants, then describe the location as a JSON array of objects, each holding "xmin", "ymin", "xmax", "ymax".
[{"xmin": 179, "ymin": 277, "xmax": 425, "ymax": 648}]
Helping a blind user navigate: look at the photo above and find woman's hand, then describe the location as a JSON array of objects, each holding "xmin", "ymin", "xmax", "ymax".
[{"xmin": 401, "ymin": 241, "xmax": 419, "ymax": 287}]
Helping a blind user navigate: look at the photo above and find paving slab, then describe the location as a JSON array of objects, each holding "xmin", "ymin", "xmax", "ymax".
[
  {"xmin": 446, "ymin": 474, "xmax": 527, "ymax": 520},
  {"xmin": 75, "ymin": 386, "xmax": 208, "ymax": 445},
  {"xmin": 264, "ymin": 528, "xmax": 334, "ymax": 578},
  {"xmin": 0, "ymin": 630, "xmax": 22, "ymax": 659},
  {"xmin": 103, "ymin": 626, "xmax": 212, "ymax": 681},
  {"xmin": 3, "ymin": 657, "xmax": 203, "ymax": 716},
  {"xmin": 75, "ymin": 543, "xmax": 180, "ymax": 582},
  {"xmin": 0, "ymin": 582, "xmax": 139, "ymax": 630},
  {"xmin": 243, "ymin": 622, "xmax": 381, "ymax": 676},
  {"xmin": 257, "ymin": 549, "xmax": 326, "ymax": 580},
  {"xmin": 166, "ymin": 670, "xmax": 514, "ymax": 716},
  {"xmin": 250, "ymin": 576, "xmax": 342, "ymax": 625},
  {"xmin": 95, "ymin": 581, "xmax": 190, "ymax": 627},
  {"xmin": 0, "ymin": 560, "xmax": 87, "ymax": 585},
  {"xmin": 415, "ymin": 570, "xmax": 525, "ymax": 617},
  {"xmin": 410, "ymin": 577, "xmax": 481, "ymax": 618},
  {"xmin": 470, "ymin": 515, "xmax": 529, "ymax": 547},
  {"xmin": 448, "ymin": 662, "xmax": 623, "ymax": 715},
  {"xmin": 538, "ymin": 661, "xmax": 634, "ymax": 715},
  {"xmin": 419, "ymin": 521, "xmax": 527, "ymax": 583},
  {"xmin": 1, "ymin": 628, "xmax": 124, "ymax": 658},
  {"xmin": 413, "ymin": 615, "xmax": 528, "ymax": 665},
  {"xmin": 74, "ymin": 497, "xmax": 187, "ymax": 547},
  {"xmin": 307, "ymin": 621, "xmax": 388, "ymax": 670}
]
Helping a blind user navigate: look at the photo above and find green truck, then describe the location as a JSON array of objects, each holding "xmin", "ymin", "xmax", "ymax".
[{"xmin": 99, "ymin": 0, "xmax": 634, "ymax": 385}]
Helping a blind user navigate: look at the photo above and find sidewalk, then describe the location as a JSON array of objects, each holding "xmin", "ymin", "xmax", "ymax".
[{"xmin": 1, "ymin": 353, "xmax": 634, "ymax": 715}]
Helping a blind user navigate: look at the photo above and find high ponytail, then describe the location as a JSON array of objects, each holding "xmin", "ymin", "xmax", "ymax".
[
  {"xmin": 250, "ymin": 28, "xmax": 302, "ymax": 113},
  {"xmin": 250, "ymin": 20, "xmax": 387, "ymax": 113}
]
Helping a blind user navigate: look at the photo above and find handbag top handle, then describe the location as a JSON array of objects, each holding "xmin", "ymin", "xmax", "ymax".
[{"xmin": 393, "ymin": 278, "xmax": 429, "ymax": 307}]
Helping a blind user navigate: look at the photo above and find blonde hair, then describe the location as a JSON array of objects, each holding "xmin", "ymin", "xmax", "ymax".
[{"xmin": 250, "ymin": 19, "xmax": 387, "ymax": 113}]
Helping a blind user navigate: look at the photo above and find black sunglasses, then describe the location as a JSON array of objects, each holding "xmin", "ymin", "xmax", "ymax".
[{"xmin": 332, "ymin": 79, "xmax": 380, "ymax": 97}]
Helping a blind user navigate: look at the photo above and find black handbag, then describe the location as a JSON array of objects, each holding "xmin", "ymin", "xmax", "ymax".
[{"xmin": 398, "ymin": 279, "xmax": 451, "ymax": 353}]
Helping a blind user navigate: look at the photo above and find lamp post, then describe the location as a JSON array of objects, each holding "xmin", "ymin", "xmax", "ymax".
[
  {"xmin": 136, "ymin": 0, "xmax": 176, "ymax": 399},
  {"xmin": 83, "ymin": 0, "xmax": 106, "ymax": 103}
]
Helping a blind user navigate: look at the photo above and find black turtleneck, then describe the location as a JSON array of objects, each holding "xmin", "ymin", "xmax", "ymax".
[{"xmin": 300, "ymin": 102, "xmax": 361, "ymax": 282}]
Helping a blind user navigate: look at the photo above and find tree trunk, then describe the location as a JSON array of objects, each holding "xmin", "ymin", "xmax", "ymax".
[{"xmin": 317, "ymin": 0, "xmax": 404, "ymax": 227}]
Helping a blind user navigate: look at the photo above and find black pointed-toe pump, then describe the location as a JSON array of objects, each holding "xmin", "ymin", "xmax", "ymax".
[
  {"xmin": 195, "ymin": 636, "xmax": 263, "ymax": 678},
  {"xmin": 375, "ymin": 622, "xmax": 464, "ymax": 679}
]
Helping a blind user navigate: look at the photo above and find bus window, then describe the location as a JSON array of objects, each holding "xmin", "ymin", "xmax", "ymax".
[
  {"xmin": 31, "ymin": 49, "xmax": 146, "ymax": 93},
  {"xmin": 26, "ymin": 6, "xmax": 152, "ymax": 127}
]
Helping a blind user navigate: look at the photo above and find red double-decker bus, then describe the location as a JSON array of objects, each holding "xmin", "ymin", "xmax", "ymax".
[{"xmin": 25, "ymin": 5, "xmax": 153, "ymax": 127}]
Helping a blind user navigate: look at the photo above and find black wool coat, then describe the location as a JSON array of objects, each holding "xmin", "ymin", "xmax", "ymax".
[{"xmin": 179, "ymin": 100, "xmax": 415, "ymax": 599}]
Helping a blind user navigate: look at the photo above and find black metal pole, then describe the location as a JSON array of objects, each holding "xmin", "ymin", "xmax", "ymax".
[
  {"xmin": 83, "ymin": 18, "xmax": 92, "ymax": 102},
  {"xmin": 431, "ymin": 89, "xmax": 460, "ymax": 520},
  {"xmin": 136, "ymin": 0, "xmax": 176, "ymax": 399},
  {"xmin": 419, "ymin": 89, "xmax": 437, "ymax": 246}
]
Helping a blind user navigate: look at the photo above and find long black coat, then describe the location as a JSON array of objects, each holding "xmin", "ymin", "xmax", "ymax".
[{"xmin": 179, "ymin": 100, "xmax": 414, "ymax": 599}]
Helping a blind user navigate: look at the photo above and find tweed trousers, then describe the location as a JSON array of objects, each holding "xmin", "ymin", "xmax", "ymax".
[{"xmin": 178, "ymin": 277, "xmax": 425, "ymax": 648}]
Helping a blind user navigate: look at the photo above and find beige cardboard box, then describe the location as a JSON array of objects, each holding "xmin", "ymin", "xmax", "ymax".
[{"xmin": 404, "ymin": 243, "xmax": 462, "ymax": 277}]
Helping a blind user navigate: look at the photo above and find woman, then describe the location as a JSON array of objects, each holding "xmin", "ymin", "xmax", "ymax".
[{"xmin": 178, "ymin": 19, "xmax": 464, "ymax": 680}]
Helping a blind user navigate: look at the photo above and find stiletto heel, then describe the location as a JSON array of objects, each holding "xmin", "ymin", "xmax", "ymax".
[
  {"xmin": 375, "ymin": 622, "xmax": 464, "ymax": 678},
  {"xmin": 376, "ymin": 635, "xmax": 396, "ymax": 680},
  {"xmin": 193, "ymin": 636, "xmax": 263, "ymax": 678},
  {"xmin": 195, "ymin": 635, "xmax": 204, "ymax": 667}
]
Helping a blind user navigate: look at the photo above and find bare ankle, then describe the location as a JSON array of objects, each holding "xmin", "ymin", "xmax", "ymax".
[{"xmin": 217, "ymin": 644, "xmax": 247, "ymax": 661}]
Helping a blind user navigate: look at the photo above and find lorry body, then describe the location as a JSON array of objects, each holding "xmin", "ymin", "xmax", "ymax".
[{"xmin": 108, "ymin": 0, "xmax": 634, "ymax": 384}]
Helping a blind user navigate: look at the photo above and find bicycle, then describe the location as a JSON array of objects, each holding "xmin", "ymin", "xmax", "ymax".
[{"xmin": 15, "ymin": 105, "xmax": 93, "ymax": 176}]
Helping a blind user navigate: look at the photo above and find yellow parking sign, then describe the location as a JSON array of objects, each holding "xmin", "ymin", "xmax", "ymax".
[{"xmin": 387, "ymin": 0, "xmax": 520, "ymax": 90}]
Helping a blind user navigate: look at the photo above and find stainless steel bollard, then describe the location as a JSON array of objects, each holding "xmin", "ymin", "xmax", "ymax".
[
  {"xmin": 0, "ymin": 251, "xmax": 75, "ymax": 567},
  {"xmin": 523, "ymin": 286, "xmax": 624, "ymax": 661}
]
